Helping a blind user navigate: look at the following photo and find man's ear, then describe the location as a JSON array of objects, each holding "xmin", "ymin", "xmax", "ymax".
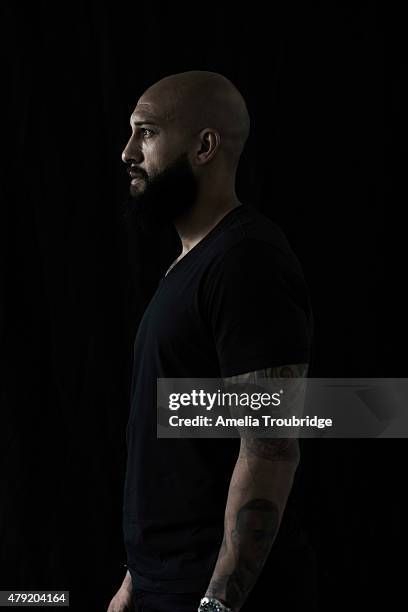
[{"xmin": 196, "ymin": 129, "xmax": 220, "ymax": 165}]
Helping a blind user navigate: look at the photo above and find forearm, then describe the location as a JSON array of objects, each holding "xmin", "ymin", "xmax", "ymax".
[{"xmin": 205, "ymin": 438, "xmax": 300, "ymax": 611}]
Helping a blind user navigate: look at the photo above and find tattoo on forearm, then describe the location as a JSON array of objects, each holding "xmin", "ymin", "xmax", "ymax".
[
  {"xmin": 218, "ymin": 531, "xmax": 228, "ymax": 560},
  {"xmin": 206, "ymin": 498, "xmax": 279, "ymax": 610}
]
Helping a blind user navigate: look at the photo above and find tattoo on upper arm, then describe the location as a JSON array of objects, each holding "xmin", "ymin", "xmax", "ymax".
[
  {"xmin": 225, "ymin": 363, "xmax": 309, "ymax": 384},
  {"xmin": 224, "ymin": 363, "xmax": 308, "ymax": 463}
]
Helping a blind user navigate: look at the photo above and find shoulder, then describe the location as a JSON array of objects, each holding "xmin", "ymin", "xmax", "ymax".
[
  {"xmin": 206, "ymin": 205, "xmax": 303, "ymax": 275},
  {"xmin": 204, "ymin": 235, "xmax": 305, "ymax": 287},
  {"xmin": 198, "ymin": 232, "xmax": 312, "ymax": 327}
]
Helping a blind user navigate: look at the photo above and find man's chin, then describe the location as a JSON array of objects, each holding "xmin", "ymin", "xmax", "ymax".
[{"xmin": 130, "ymin": 183, "xmax": 146, "ymax": 198}]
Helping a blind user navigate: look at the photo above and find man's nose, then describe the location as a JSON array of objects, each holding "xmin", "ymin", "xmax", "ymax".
[{"xmin": 121, "ymin": 135, "xmax": 143, "ymax": 164}]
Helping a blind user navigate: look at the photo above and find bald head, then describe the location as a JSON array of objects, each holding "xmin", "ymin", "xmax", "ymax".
[{"xmin": 137, "ymin": 71, "xmax": 250, "ymax": 171}]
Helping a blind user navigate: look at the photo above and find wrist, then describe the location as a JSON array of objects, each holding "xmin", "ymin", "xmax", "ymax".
[{"xmin": 199, "ymin": 595, "xmax": 233, "ymax": 612}]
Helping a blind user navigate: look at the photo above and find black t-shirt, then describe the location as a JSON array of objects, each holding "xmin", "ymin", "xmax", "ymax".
[{"xmin": 123, "ymin": 203, "xmax": 314, "ymax": 593}]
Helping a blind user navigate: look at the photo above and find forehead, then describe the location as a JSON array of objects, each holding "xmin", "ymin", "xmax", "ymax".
[
  {"xmin": 130, "ymin": 100, "xmax": 178, "ymax": 125},
  {"xmin": 130, "ymin": 111, "xmax": 161, "ymax": 125}
]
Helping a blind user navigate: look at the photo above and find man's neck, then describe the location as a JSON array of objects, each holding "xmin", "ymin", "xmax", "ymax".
[{"xmin": 175, "ymin": 198, "xmax": 242, "ymax": 256}]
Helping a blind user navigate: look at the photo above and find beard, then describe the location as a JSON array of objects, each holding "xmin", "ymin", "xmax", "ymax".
[{"xmin": 120, "ymin": 151, "xmax": 199, "ymax": 236}]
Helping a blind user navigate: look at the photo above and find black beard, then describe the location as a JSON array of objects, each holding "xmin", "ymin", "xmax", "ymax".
[{"xmin": 120, "ymin": 152, "xmax": 199, "ymax": 236}]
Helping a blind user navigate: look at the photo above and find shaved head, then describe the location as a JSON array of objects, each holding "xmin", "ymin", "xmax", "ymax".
[
  {"xmin": 136, "ymin": 70, "xmax": 250, "ymax": 171},
  {"xmin": 122, "ymin": 71, "xmax": 249, "ymax": 235}
]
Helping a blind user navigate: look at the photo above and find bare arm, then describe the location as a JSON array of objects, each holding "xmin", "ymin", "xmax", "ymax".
[{"xmin": 204, "ymin": 363, "xmax": 308, "ymax": 612}]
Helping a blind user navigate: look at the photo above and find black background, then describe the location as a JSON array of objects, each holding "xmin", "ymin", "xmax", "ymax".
[{"xmin": 1, "ymin": 2, "xmax": 403, "ymax": 610}]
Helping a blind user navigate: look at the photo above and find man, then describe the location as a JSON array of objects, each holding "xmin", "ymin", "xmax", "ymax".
[{"xmin": 107, "ymin": 71, "xmax": 318, "ymax": 612}]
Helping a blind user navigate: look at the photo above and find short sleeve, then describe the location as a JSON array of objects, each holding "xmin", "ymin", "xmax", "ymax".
[{"xmin": 200, "ymin": 238, "xmax": 313, "ymax": 377}]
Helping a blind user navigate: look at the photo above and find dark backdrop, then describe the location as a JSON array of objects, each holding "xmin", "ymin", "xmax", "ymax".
[{"xmin": 1, "ymin": 2, "xmax": 402, "ymax": 611}]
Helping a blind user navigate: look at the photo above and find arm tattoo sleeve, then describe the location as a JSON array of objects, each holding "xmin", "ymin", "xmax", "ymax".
[{"xmin": 205, "ymin": 364, "xmax": 308, "ymax": 610}]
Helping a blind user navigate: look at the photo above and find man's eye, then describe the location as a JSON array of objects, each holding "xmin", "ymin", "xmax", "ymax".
[{"xmin": 141, "ymin": 128, "xmax": 154, "ymax": 138}]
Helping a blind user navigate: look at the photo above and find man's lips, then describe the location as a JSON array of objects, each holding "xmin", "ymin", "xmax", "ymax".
[{"xmin": 127, "ymin": 168, "xmax": 145, "ymax": 181}]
